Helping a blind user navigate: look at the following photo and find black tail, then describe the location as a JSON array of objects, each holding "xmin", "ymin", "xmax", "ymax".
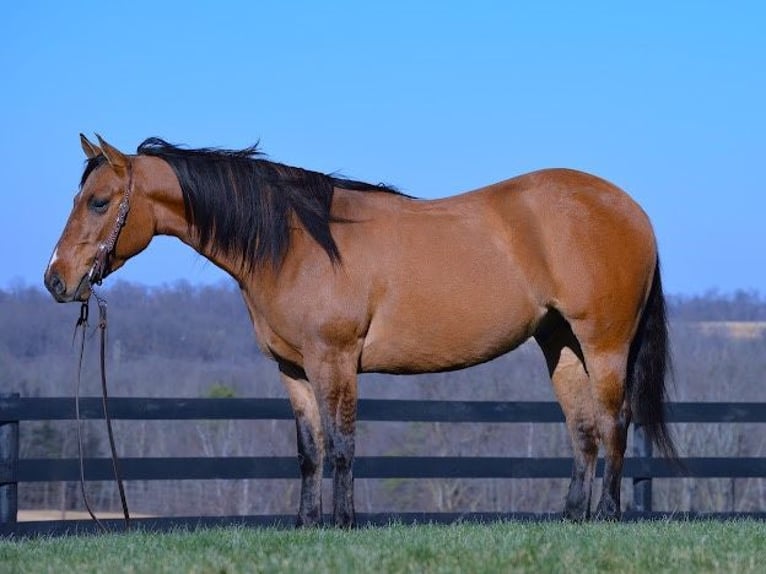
[{"xmin": 627, "ymin": 258, "xmax": 677, "ymax": 459}]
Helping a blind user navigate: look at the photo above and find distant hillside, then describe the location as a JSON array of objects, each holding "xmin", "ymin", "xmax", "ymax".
[{"xmin": 693, "ymin": 321, "xmax": 766, "ymax": 339}]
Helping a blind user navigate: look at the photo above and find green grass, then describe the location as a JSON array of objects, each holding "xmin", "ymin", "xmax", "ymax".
[{"xmin": 1, "ymin": 520, "xmax": 764, "ymax": 574}]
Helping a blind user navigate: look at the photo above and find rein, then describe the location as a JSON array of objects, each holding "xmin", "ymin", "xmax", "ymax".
[{"xmin": 73, "ymin": 161, "xmax": 134, "ymax": 532}]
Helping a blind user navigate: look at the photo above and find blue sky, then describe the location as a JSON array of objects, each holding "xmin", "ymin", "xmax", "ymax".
[{"xmin": 1, "ymin": 1, "xmax": 764, "ymax": 295}]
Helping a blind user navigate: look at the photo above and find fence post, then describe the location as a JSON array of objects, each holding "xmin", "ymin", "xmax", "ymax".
[
  {"xmin": 0, "ymin": 392, "xmax": 20, "ymax": 526},
  {"xmin": 632, "ymin": 423, "xmax": 653, "ymax": 513}
]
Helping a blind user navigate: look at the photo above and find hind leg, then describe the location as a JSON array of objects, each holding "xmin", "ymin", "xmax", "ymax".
[
  {"xmin": 584, "ymin": 350, "xmax": 631, "ymax": 521},
  {"xmin": 536, "ymin": 320, "xmax": 598, "ymax": 521}
]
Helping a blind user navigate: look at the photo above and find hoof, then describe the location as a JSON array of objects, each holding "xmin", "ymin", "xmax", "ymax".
[
  {"xmin": 593, "ymin": 499, "xmax": 621, "ymax": 522},
  {"xmin": 562, "ymin": 508, "xmax": 589, "ymax": 522},
  {"xmin": 562, "ymin": 499, "xmax": 590, "ymax": 522},
  {"xmin": 295, "ymin": 511, "xmax": 323, "ymax": 528},
  {"xmin": 334, "ymin": 510, "xmax": 356, "ymax": 529}
]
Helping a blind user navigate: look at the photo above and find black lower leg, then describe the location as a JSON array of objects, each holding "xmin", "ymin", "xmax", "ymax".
[
  {"xmin": 594, "ymin": 406, "xmax": 629, "ymax": 521},
  {"xmin": 563, "ymin": 421, "xmax": 597, "ymax": 521},
  {"xmin": 295, "ymin": 418, "xmax": 323, "ymax": 527},
  {"xmin": 330, "ymin": 430, "xmax": 355, "ymax": 528},
  {"xmin": 594, "ymin": 462, "xmax": 622, "ymax": 521},
  {"xmin": 564, "ymin": 461, "xmax": 592, "ymax": 521}
]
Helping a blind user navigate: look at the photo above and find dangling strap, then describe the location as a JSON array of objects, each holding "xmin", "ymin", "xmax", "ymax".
[
  {"xmin": 94, "ymin": 291, "xmax": 130, "ymax": 528},
  {"xmin": 74, "ymin": 294, "xmax": 130, "ymax": 532}
]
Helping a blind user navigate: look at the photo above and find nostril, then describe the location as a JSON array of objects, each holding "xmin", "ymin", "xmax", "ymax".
[{"xmin": 46, "ymin": 273, "xmax": 66, "ymax": 297}]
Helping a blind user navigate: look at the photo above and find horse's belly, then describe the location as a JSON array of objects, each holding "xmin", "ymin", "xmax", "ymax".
[
  {"xmin": 359, "ymin": 293, "xmax": 541, "ymax": 374},
  {"xmin": 349, "ymin": 197, "xmax": 547, "ymax": 374}
]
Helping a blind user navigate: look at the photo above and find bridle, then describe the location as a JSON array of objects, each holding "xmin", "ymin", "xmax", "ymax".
[
  {"xmin": 74, "ymin": 159, "xmax": 134, "ymax": 532},
  {"xmin": 87, "ymin": 161, "xmax": 134, "ymax": 286}
]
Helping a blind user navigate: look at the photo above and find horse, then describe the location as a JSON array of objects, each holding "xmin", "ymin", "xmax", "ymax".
[{"xmin": 44, "ymin": 134, "xmax": 676, "ymax": 527}]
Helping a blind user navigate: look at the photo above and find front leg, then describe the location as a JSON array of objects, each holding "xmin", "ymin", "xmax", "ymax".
[
  {"xmin": 304, "ymin": 349, "xmax": 359, "ymax": 528},
  {"xmin": 280, "ymin": 363, "xmax": 324, "ymax": 527}
]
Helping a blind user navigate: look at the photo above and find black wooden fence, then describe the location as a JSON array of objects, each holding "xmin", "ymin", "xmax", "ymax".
[{"xmin": 1, "ymin": 392, "xmax": 765, "ymax": 537}]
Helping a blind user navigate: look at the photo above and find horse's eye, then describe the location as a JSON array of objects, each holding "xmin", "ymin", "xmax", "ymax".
[{"xmin": 88, "ymin": 196, "xmax": 110, "ymax": 214}]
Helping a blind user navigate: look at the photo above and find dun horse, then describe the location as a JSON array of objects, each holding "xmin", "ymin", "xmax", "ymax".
[{"xmin": 45, "ymin": 134, "xmax": 675, "ymax": 526}]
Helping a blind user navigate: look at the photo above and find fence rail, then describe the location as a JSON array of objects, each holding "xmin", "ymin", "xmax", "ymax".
[
  {"xmin": 1, "ymin": 394, "xmax": 765, "ymax": 537},
  {"xmin": 4, "ymin": 396, "xmax": 766, "ymax": 422}
]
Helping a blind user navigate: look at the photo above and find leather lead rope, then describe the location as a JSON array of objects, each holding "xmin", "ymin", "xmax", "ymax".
[
  {"xmin": 74, "ymin": 300, "xmax": 101, "ymax": 529},
  {"xmin": 94, "ymin": 290, "xmax": 130, "ymax": 529},
  {"xmin": 74, "ymin": 292, "xmax": 131, "ymax": 532}
]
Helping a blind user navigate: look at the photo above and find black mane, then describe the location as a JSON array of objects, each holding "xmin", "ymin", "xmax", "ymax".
[{"xmin": 135, "ymin": 137, "xmax": 405, "ymax": 269}]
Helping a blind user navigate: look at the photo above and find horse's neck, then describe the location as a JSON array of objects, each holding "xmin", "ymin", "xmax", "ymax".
[{"xmin": 137, "ymin": 158, "xmax": 242, "ymax": 281}]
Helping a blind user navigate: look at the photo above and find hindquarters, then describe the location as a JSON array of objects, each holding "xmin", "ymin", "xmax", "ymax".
[{"xmin": 522, "ymin": 169, "xmax": 673, "ymax": 519}]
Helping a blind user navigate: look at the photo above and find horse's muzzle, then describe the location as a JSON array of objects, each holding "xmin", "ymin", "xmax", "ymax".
[{"xmin": 44, "ymin": 270, "xmax": 90, "ymax": 303}]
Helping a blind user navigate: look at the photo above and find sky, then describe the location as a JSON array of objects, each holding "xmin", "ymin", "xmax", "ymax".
[{"xmin": 1, "ymin": 1, "xmax": 764, "ymax": 295}]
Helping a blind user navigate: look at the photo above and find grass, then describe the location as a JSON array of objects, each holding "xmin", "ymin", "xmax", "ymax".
[{"xmin": 1, "ymin": 520, "xmax": 764, "ymax": 574}]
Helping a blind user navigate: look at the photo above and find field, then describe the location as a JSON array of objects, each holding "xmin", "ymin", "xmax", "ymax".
[{"xmin": 1, "ymin": 520, "xmax": 764, "ymax": 574}]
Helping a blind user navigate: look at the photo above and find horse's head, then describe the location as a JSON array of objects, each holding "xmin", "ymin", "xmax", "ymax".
[{"xmin": 44, "ymin": 135, "xmax": 156, "ymax": 302}]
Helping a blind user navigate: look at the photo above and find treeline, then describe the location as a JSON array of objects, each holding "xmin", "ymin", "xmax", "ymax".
[
  {"xmin": 3, "ymin": 281, "xmax": 764, "ymax": 368},
  {"xmin": 669, "ymin": 290, "xmax": 766, "ymax": 321},
  {"xmin": 1, "ymin": 282, "xmax": 765, "ymax": 518}
]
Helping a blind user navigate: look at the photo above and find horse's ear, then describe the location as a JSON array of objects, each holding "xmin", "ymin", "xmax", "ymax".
[
  {"xmin": 95, "ymin": 134, "xmax": 128, "ymax": 173},
  {"xmin": 80, "ymin": 133, "xmax": 102, "ymax": 159}
]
